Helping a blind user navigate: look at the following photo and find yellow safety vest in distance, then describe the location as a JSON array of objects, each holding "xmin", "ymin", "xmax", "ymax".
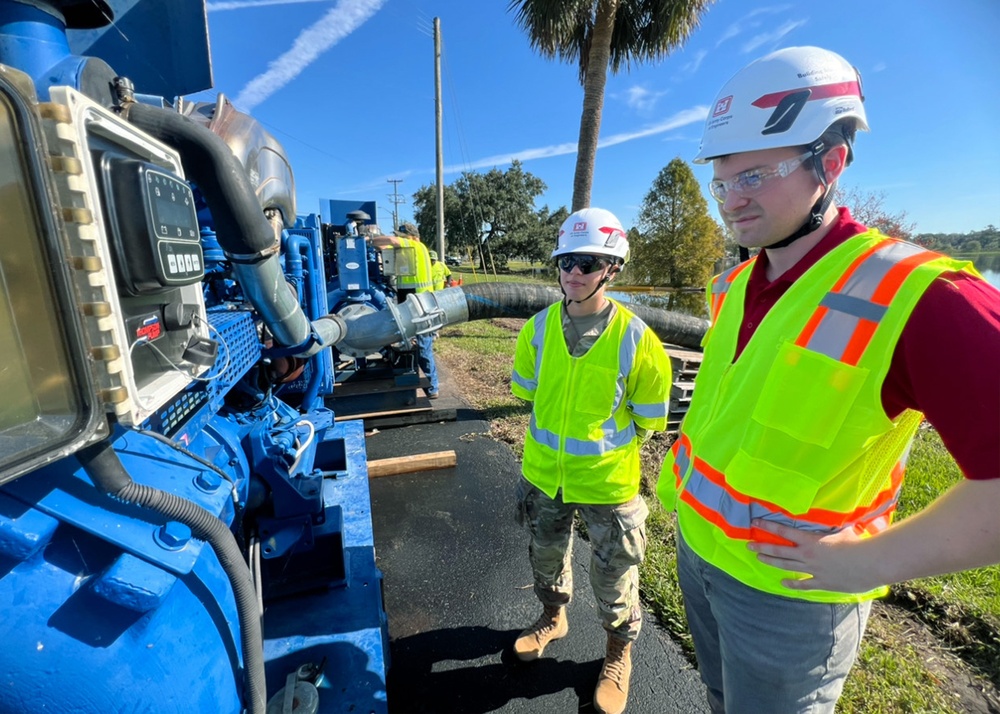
[
  {"xmin": 512, "ymin": 300, "xmax": 672, "ymax": 504},
  {"xmin": 395, "ymin": 238, "xmax": 433, "ymax": 293},
  {"xmin": 431, "ymin": 261, "xmax": 450, "ymax": 291},
  {"xmin": 657, "ymin": 231, "xmax": 976, "ymax": 602}
]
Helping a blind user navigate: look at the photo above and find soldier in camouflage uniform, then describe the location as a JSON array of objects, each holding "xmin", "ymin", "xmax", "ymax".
[{"xmin": 510, "ymin": 208, "xmax": 672, "ymax": 714}]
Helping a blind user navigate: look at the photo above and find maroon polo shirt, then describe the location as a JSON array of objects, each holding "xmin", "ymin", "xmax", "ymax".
[{"xmin": 735, "ymin": 208, "xmax": 1000, "ymax": 481}]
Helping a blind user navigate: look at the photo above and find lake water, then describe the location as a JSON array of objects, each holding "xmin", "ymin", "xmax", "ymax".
[{"xmin": 964, "ymin": 253, "xmax": 1000, "ymax": 290}]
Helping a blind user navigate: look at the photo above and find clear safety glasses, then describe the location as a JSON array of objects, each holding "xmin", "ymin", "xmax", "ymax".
[
  {"xmin": 557, "ymin": 254, "xmax": 610, "ymax": 275},
  {"xmin": 708, "ymin": 151, "xmax": 814, "ymax": 203}
]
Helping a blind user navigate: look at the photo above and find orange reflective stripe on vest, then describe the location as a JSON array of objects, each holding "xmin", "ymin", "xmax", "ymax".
[
  {"xmin": 679, "ymin": 451, "xmax": 905, "ymax": 545},
  {"xmin": 709, "ymin": 259, "xmax": 755, "ymax": 323},
  {"xmin": 795, "ymin": 239, "xmax": 939, "ymax": 366}
]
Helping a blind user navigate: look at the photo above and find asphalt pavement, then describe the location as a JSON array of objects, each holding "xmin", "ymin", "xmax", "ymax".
[{"xmin": 366, "ymin": 361, "xmax": 709, "ymax": 714}]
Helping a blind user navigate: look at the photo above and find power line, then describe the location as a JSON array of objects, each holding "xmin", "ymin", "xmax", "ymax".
[{"xmin": 386, "ymin": 179, "xmax": 406, "ymax": 232}]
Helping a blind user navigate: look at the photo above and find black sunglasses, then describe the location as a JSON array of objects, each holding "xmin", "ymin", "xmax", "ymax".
[{"xmin": 557, "ymin": 254, "xmax": 610, "ymax": 274}]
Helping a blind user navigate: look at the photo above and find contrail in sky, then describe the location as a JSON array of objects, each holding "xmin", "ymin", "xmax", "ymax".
[
  {"xmin": 208, "ymin": 0, "xmax": 338, "ymax": 11},
  {"xmin": 232, "ymin": 0, "xmax": 386, "ymax": 111},
  {"xmin": 446, "ymin": 106, "xmax": 709, "ymax": 173}
]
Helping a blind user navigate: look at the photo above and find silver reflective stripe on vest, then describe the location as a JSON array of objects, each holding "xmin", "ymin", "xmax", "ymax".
[
  {"xmin": 513, "ymin": 309, "xmax": 551, "ymax": 393},
  {"xmin": 678, "ymin": 422, "xmax": 905, "ymax": 536},
  {"xmin": 630, "ymin": 401, "xmax": 668, "ymax": 419},
  {"xmin": 801, "ymin": 240, "xmax": 923, "ymax": 360},
  {"xmin": 615, "ymin": 316, "xmax": 645, "ymax": 414},
  {"xmin": 531, "ymin": 309, "xmax": 548, "ymax": 380},
  {"xmin": 530, "ymin": 415, "xmax": 636, "ymax": 456},
  {"xmin": 511, "ymin": 370, "xmax": 535, "ymax": 392},
  {"xmin": 683, "ymin": 465, "xmax": 837, "ymax": 535},
  {"xmin": 564, "ymin": 419, "xmax": 637, "ymax": 456},
  {"xmin": 529, "ymin": 412, "xmax": 561, "ymax": 450},
  {"xmin": 712, "ymin": 264, "xmax": 744, "ymax": 295},
  {"xmin": 673, "ymin": 437, "xmax": 691, "ymax": 482}
]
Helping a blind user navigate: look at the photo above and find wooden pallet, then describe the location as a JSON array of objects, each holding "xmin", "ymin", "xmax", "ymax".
[{"xmin": 664, "ymin": 346, "xmax": 702, "ymax": 435}]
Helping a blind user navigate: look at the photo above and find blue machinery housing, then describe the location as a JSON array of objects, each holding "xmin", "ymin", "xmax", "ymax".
[{"xmin": 0, "ymin": 2, "xmax": 391, "ymax": 711}]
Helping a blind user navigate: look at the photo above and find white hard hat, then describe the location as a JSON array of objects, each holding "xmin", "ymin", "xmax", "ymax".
[
  {"xmin": 694, "ymin": 46, "xmax": 868, "ymax": 164},
  {"xmin": 552, "ymin": 208, "xmax": 629, "ymax": 263}
]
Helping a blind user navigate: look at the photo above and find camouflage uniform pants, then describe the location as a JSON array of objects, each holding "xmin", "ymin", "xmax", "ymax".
[{"xmin": 515, "ymin": 477, "xmax": 649, "ymax": 642}]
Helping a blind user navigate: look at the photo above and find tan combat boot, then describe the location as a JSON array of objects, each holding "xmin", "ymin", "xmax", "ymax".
[
  {"xmin": 594, "ymin": 632, "xmax": 633, "ymax": 714},
  {"xmin": 513, "ymin": 604, "xmax": 568, "ymax": 662}
]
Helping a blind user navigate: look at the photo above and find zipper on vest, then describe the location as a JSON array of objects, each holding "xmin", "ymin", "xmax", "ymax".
[{"xmin": 557, "ymin": 357, "xmax": 578, "ymax": 492}]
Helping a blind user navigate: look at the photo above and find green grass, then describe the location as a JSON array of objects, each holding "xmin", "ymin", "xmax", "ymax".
[
  {"xmin": 898, "ymin": 429, "xmax": 1000, "ymax": 620},
  {"xmin": 437, "ymin": 318, "xmax": 519, "ymax": 357},
  {"xmin": 451, "ymin": 263, "xmax": 552, "ymax": 286},
  {"xmin": 435, "ymin": 318, "xmax": 1000, "ymax": 711}
]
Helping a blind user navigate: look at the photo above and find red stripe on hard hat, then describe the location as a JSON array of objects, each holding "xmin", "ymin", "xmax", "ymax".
[{"xmin": 751, "ymin": 80, "xmax": 862, "ymax": 109}]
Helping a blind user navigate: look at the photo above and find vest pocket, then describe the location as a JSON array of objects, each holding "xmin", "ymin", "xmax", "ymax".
[
  {"xmin": 751, "ymin": 341, "xmax": 869, "ymax": 449},
  {"xmin": 573, "ymin": 363, "xmax": 618, "ymax": 418},
  {"xmin": 726, "ymin": 449, "xmax": 824, "ymax": 515}
]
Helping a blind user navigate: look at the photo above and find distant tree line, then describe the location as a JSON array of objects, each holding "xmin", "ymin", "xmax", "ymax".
[{"xmin": 913, "ymin": 226, "xmax": 1000, "ymax": 254}]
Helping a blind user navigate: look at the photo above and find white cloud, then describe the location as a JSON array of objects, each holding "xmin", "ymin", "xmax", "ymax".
[
  {"xmin": 445, "ymin": 106, "xmax": 708, "ymax": 173},
  {"xmin": 208, "ymin": 0, "xmax": 334, "ymax": 11},
  {"xmin": 871, "ymin": 61, "xmax": 887, "ymax": 73},
  {"xmin": 681, "ymin": 49, "xmax": 708, "ymax": 75},
  {"xmin": 618, "ymin": 85, "xmax": 668, "ymax": 114},
  {"xmin": 741, "ymin": 19, "xmax": 807, "ymax": 53},
  {"xmin": 232, "ymin": 0, "xmax": 385, "ymax": 112},
  {"xmin": 715, "ymin": 5, "xmax": 795, "ymax": 48}
]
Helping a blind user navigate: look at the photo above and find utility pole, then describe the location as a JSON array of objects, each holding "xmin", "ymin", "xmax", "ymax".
[
  {"xmin": 386, "ymin": 178, "xmax": 404, "ymax": 232},
  {"xmin": 434, "ymin": 17, "xmax": 445, "ymax": 260}
]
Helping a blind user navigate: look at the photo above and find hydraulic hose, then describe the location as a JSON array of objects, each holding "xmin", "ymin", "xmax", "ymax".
[
  {"xmin": 77, "ymin": 440, "xmax": 266, "ymax": 714},
  {"xmin": 120, "ymin": 100, "xmax": 344, "ymax": 357}
]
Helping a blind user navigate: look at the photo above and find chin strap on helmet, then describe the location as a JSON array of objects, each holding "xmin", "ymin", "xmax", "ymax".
[{"xmin": 769, "ymin": 139, "xmax": 836, "ymax": 250}]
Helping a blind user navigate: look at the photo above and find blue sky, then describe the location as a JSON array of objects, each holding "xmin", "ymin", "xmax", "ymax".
[{"xmin": 189, "ymin": 0, "xmax": 1000, "ymax": 236}]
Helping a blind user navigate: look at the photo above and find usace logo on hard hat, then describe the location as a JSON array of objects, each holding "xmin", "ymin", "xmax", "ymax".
[
  {"xmin": 713, "ymin": 96, "xmax": 732, "ymax": 117},
  {"xmin": 573, "ymin": 222, "xmax": 587, "ymax": 231}
]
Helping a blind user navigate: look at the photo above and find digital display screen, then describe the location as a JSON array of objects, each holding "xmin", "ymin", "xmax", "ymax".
[{"xmin": 146, "ymin": 171, "xmax": 198, "ymax": 240}]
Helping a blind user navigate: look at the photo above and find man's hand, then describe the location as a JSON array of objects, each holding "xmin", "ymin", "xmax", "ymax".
[{"xmin": 748, "ymin": 520, "xmax": 878, "ymax": 593}]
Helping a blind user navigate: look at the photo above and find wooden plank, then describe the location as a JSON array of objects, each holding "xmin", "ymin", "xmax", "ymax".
[
  {"xmin": 361, "ymin": 407, "xmax": 458, "ymax": 430},
  {"xmin": 367, "ymin": 450, "xmax": 457, "ymax": 478},
  {"xmin": 334, "ymin": 405, "xmax": 432, "ymax": 422}
]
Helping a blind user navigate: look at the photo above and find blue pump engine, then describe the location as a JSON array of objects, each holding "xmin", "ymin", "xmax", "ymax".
[
  {"xmin": 0, "ymin": 2, "xmax": 389, "ymax": 712},
  {"xmin": 317, "ymin": 201, "xmax": 430, "ymax": 413}
]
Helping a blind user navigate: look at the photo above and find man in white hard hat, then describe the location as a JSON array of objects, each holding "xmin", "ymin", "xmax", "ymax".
[
  {"xmin": 659, "ymin": 46, "xmax": 1000, "ymax": 713},
  {"xmin": 510, "ymin": 207, "xmax": 672, "ymax": 714}
]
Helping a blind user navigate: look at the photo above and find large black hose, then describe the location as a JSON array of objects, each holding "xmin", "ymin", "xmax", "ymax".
[
  {"xmin": 77, "ymin": 440, "xmax": 266, "ymax": 714},
  {"xmin": 460, "ymin": 282, "xmax": 709, "ymax": 350},
  {"xmin": 120, "ymin": 100, "xmax": 345, "ymax": 354},
  {"xmin": 121, "ymin": 101, "xmax": 274, "ymax": 256}
]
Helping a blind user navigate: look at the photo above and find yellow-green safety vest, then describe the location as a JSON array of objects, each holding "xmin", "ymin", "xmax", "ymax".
[
  {"xmin": 395, "ymin": 237, "xmax": 433, "ymax": 293},
  {"xmin": 513, "ymin": 299, "xmax": 673, "ymax": 504},
  {"xmin": 657, "ymin": 230, "xmax": 977, "ymax": 603},
  {"xmin": 431, "ymin": 261, "xmax": 451, "ymax": 291}
]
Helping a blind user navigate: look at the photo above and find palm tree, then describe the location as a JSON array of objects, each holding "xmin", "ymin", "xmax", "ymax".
[{"xmin": 509, "ymin": 0, "xmax": 715, "ymax": 211}]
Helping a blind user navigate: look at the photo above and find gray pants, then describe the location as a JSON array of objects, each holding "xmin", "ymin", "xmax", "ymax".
[
  {"xmin": 677, "ymin": 530, "xmax": 871, "ymax": 713},
  {"xmin": 515, "ymin": 478, "xmax": 649, "ymax": 641}
]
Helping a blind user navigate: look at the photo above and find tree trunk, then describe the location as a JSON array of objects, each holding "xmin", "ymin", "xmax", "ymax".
[{"xmin": 571, "ymin": 0, "xmax": 618, "ymax": 212}]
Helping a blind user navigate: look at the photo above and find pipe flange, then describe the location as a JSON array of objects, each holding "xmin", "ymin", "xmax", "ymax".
[{"xmin": 334, "ymin": 303, "xmax": 381, "ymax": 358}]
